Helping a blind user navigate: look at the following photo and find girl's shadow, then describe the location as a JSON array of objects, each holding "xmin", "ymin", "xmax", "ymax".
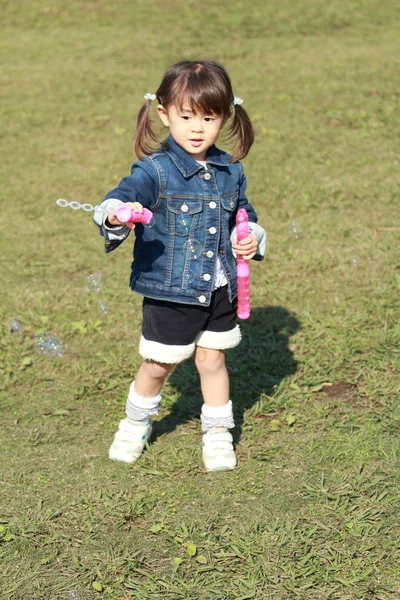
[{"xmin": 152, "ymin": 306, "xmax": 300, "ymax": 443}]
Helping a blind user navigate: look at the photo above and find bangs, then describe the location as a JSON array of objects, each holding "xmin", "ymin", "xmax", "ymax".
[{"xmin": 174, "ymin": 78, "xmax": 230, "ymax": 116}]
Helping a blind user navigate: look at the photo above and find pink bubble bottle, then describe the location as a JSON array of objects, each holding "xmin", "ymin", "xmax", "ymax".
[
  {"xmin": 235, "ymin": 208, "xmax": 251, "ymax": 320},
  {"xmin": 115, "ymin": 205, "xmax": 154, "ymax": 226}
]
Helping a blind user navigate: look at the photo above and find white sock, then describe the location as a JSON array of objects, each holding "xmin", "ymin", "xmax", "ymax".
[
  {"xmin": 125, "ymin": 381, "xmax": 161, "ymax": 422},
  {"xmin": 201, "ymin": 400, "xmax": 235, "ymax": 432}
]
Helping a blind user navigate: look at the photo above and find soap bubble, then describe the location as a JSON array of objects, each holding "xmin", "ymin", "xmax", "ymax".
[
  {"xmin": 144, "ymin": 216, "xmax": 155, "ymax": 228},
  {"xmin": 34, "ymin": 333, "xmax": 64, "ymax": 357},
  {"xmin": 87, "ymin": 273, "xmax": 103, "ymax": 292},
  {"xmin": 287, "ymin": 220, "xmax": 302, "ymax": 239},
  {"xmin": 176, "ymin": 214, "xmax": 191, "ymax": 235},
  {"xmin": 350, "ymin": 255, "xmax": 360, "ymax": 268},
  {"xmin": 97, "ymin": 300, "xmax": 110, "ymax": 315},
  {"xmin": 8, "ymin": 318, "xmax": 24, "ymax": 335},
  {"xmin": 184, "ymin": 269, "xmax": 196, "ymax": 285},
  {"xmin": 183, "ymin": 239, "xmax": 202, "ymax": 260},
  {"xmin": 34, "ymin": 332, "xmax": 46, "ymax": 347}
]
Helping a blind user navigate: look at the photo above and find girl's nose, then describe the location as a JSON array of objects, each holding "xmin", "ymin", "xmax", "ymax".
[{"xmin": 191, "ymin": 119, "xmax": 204, "ymax": 132}]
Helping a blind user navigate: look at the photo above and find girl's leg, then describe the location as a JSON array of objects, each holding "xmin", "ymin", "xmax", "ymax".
[
  {"xmin": 194, "ymin": 347, "xmax": 236, "ymax": 471},
  {"xmin": 135, "ymin": 359, "xmax": 175, "ymax": 397},
  {"xmin": 109, "ymin": 359, "xmax": 174, "ymax": 464},
  {"xmin": 194, "ymin": 347, "xmax": 229, "ymax": 407},
  {"xmin": 124, "ymin": 359, "xmax": 174, "ymax": 422}
]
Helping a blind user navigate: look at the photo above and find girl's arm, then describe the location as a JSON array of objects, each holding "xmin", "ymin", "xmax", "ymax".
[
  {"xmin": 103, "ymin": 160, "xmax": 160, "ymax": 208},
  {"xmin": 93, "ymin": 161, "xmax": 159, "ymax": 253},
  {"xmin": 236, "ymin": 164, "xmax": 258, "ymax": 223},
  {"xmin": 231, "ymin": 164, "xmax": 267, "ymax": 261}
]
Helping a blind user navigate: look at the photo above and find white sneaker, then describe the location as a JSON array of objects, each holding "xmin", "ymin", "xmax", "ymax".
[
  {"xmin": 109, "ymin": 418, "xmax": 152, "ymax": 463},
  {"xmin": 202, "ymin": 427, "xmax": 237, "ymax": 472}
]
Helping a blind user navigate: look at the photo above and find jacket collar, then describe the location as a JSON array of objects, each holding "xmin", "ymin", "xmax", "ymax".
[{"xmin": 162, "ymin": 135, "xmax": 232, "ymax": 178}]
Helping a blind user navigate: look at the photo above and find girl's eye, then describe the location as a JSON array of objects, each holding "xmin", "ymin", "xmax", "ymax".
[
  {"xmin": 181, "ymin": 116, "xmax": 191, "ymax": 120},
  {"xmin": 204, "ymin": 117, "xmax": 215, "ymax": 122}
]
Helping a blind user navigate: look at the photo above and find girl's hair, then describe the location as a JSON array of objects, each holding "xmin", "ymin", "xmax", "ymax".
[{"xmin": 135, "ymin": 60, "xmax": 254, "ymax": 162}]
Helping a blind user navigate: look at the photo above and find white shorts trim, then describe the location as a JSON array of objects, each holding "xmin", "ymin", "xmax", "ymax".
[
  {"xmin": 139, "ymin": 336, "xmax": 195, "ymax": 363},
  {"xmin": 195, "ymin": 325, "xmax": 242, "ymax": 349}
]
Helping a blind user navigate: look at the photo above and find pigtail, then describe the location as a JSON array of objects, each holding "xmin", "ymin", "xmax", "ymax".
[
  {"xmin": 134, "ymin": 99, "xmax": 160, "ymax": 160},
  {"xmin": 228, "ymin": 104, "xmax": 255, "ymax": 162}
]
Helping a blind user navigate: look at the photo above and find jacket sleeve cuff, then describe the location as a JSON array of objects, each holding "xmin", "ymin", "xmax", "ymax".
[
  {"xmin": 92, "ymin": 198, "xmax": 131, "ymax": 241},
  {"xmin": 230, "ymin": 222, "xmax": 267, "ymax": 261}
]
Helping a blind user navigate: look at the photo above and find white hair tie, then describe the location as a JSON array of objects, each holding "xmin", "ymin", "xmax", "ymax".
[
  {"xmin": 144, "ymin": 93, "xmax": 157, "ymax": 101},
  {"xmin": 232, "ymin": 96, "xmax": 244, "ymax": 106}
]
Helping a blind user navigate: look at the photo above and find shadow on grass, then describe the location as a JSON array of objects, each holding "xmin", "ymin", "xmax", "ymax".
[{"xmin": 152, "ymin": 306, "xmax": 300, "ymax": 444}]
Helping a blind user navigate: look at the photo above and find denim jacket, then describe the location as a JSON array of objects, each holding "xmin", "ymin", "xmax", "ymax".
[{"xmin": 94, "ymin": 135, "xmax": 266, "ymax": 307}]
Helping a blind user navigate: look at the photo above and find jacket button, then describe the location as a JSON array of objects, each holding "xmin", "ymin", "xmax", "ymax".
[
  {"xmin": 206, "ymin": 251, "xmax": 214, "ymax": 258},
  {"xmin": 209, "ymin": 201, "xmax": 216, "ymax": 209},
  {"xmin": 208, "ymin": 227, "xmax": 217, "ymax": 234},
  {"xmin": 203, "ymin": 273, "xmax": 211, "ymax": 281},
  {"xmin": 204, "ymin": 173, "xmax": 211, "ymax": 180},
  {"xmin": 181, "ymin": 204, "xmax": 188, "ymax": 212},
  {"xmin": 230, "ymin": 200, "xmax": 235, "ymax": 208},
  {"xmin": 198, "ymin": 295, "xmax": 207, "ymax": 303}
]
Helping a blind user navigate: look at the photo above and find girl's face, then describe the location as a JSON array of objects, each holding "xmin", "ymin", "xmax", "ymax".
[{"xmin": 157, "ymin": 102, "xmax": 227, "ymax": 161}]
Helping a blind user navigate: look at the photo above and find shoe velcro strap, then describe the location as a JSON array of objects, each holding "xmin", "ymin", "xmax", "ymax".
[
  {"xmin": 208, "ymin": 441, "xmax": 233, "ymax": 451},
  {"xmin": 118, "ymin": 420, "xmax": 149, "ymax": 435},
  {"xmin": 114, "ymin": 431, "xmax": 145, "ymax": 445},
  {"xmin": 207, "ymin": 432, "xmax": 232, "ymax": 443}
]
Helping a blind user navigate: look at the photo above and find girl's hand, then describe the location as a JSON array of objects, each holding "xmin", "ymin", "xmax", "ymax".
[
  {"xmin": 232, "ymin": 232, "xmax": 258, "ymax": 260},
  {"xmin": 106, "ymin": 202, "xmax": 144, "ymax": 229}
]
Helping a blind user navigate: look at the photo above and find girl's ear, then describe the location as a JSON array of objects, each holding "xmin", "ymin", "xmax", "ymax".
[{"xmin": 157, "ymin": 105, "xmax": 170, "ymax": 127}]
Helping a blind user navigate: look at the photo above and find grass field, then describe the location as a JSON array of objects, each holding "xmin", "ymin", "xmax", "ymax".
[{"xmin": 1, "ymin": 1, "xmax": 399, "ymax": 599}]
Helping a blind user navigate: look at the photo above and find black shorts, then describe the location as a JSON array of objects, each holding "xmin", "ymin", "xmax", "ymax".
[{"xmin": 139, "ymin": 286, "xmax": 241, "ymax": 364}]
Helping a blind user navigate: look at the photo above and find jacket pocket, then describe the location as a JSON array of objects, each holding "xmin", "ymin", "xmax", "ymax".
[
  {"xmin": 221, "ymin": 191, "xmax": 239, "ymax": 235},
  {"xmin": 167, "ymin": 198, "xmax": 203, "ymax": 237},
  {"xmin": 221, "ymin": 191, "xmax": 238, "ymax": 213}
]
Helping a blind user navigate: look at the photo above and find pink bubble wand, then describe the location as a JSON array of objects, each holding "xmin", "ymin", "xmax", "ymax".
[
  {"xmin": 235, "ymin": 208, "xmax": 251, "ymax": 320},
  {"xmin": 56, "ymin": 199, "xmax": 154, "ymax": 226}
]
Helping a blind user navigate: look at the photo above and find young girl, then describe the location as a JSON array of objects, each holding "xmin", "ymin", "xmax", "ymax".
[{"xmin": 94, "ymin": 60, "xmax": 266, "ymax": 471}]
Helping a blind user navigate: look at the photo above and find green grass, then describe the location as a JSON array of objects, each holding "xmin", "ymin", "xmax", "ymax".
[{"xmin": 1, "ymin": 1, "xmax": 400, "ymax": 598}]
